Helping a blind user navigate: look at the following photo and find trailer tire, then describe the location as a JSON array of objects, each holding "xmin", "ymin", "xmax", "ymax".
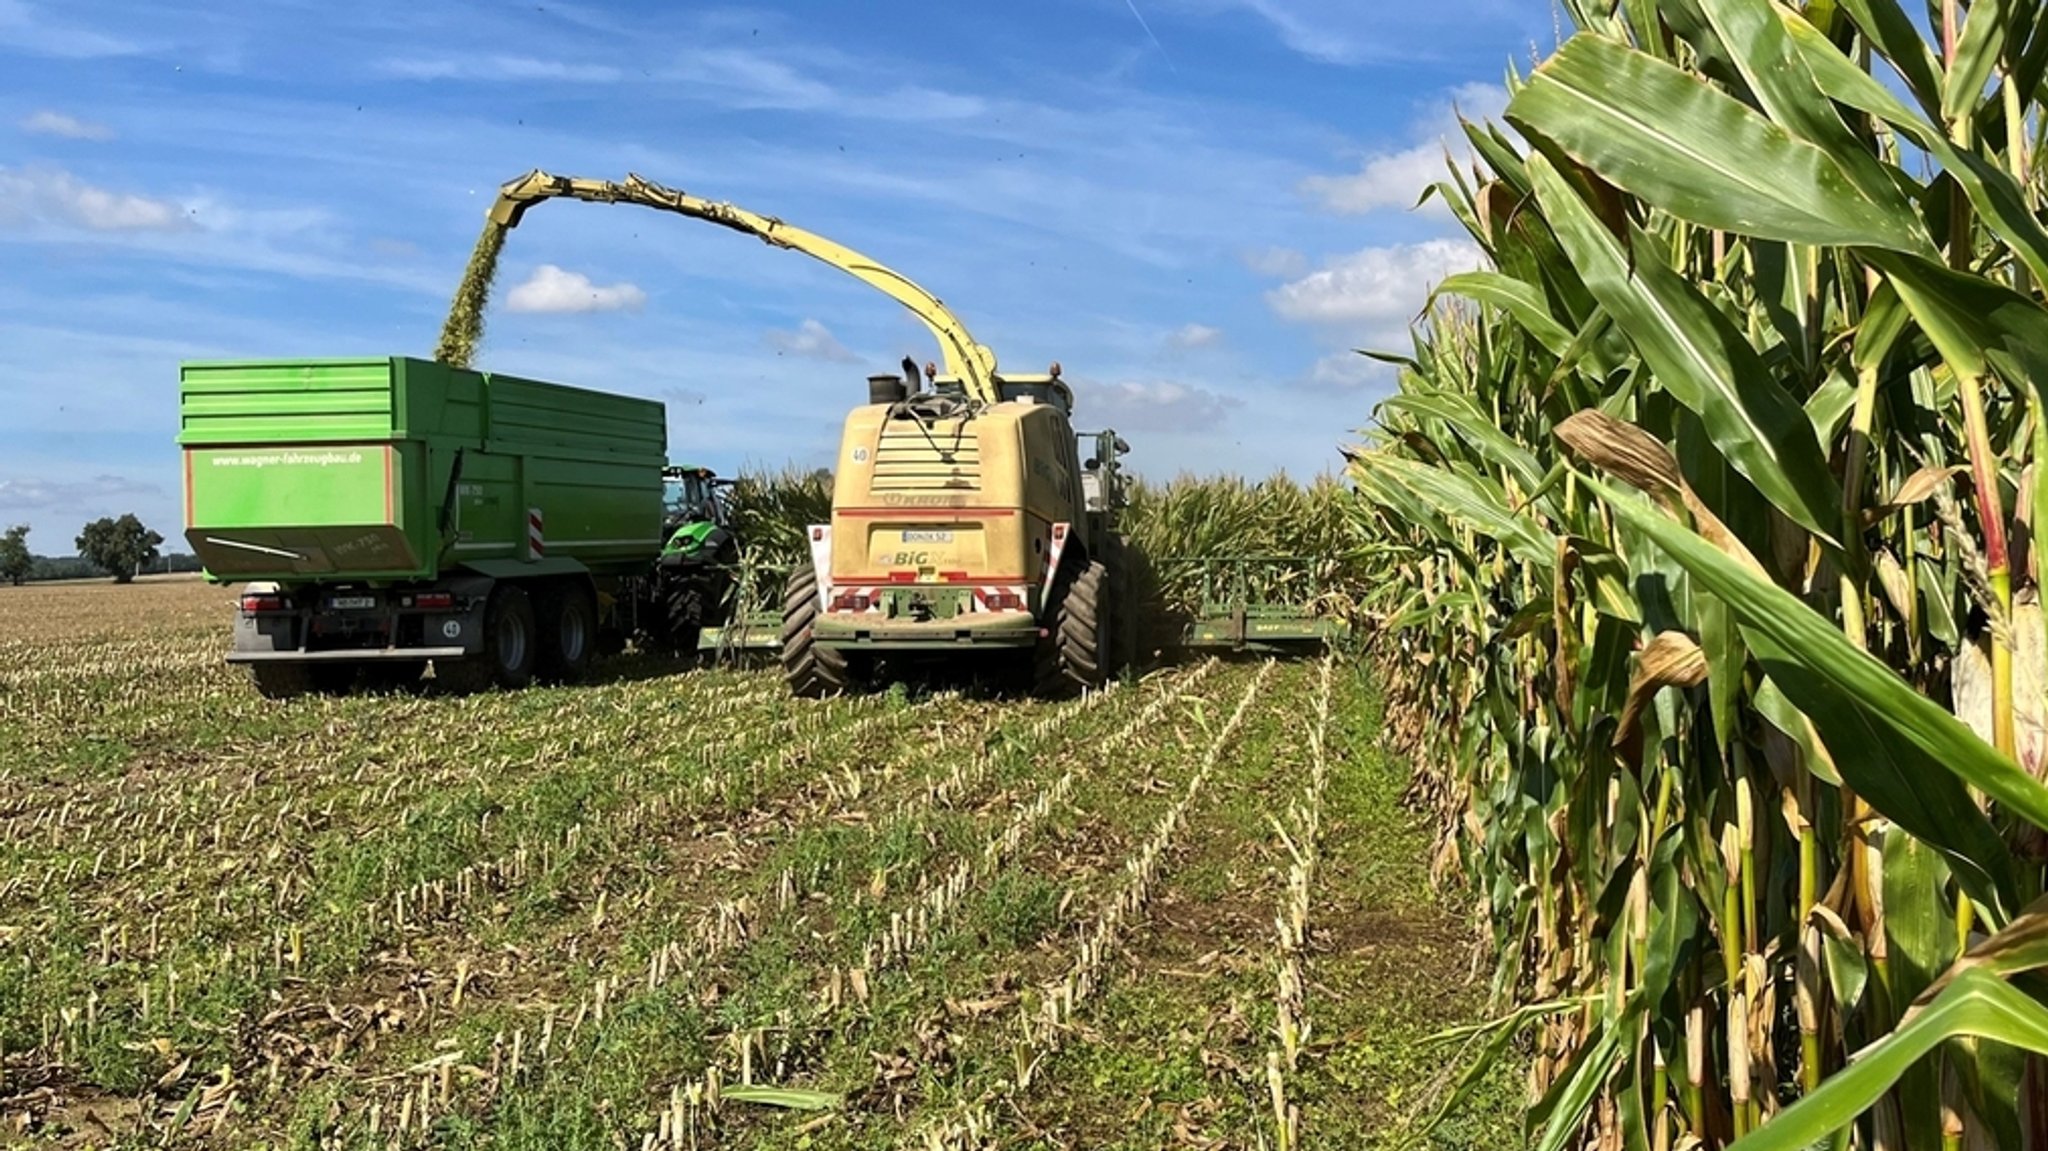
[
  {"xmin": 436, "ymin": 584, "xmax": 537, "ymax": 694},
  {"xmin": 781, "ymin": 566, "xmax": 850, "ymax": 698},
  {"xmin": 536, "ymin": 581, "xmax": 597, "ymax": 683},
  {"xmin": 1037, "ymin": 560, "xmax": 1110, "ymax": 697}
]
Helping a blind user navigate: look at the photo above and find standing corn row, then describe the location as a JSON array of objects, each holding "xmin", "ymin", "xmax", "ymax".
[{"xmin": 1351, "ymin": 1, "xmax": 2048, "ymax": 1147}]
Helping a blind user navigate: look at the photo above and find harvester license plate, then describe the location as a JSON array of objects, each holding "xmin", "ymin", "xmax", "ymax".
[
  {"xmin": 329, "ymin": 595, "xmax": 376, "ymax": 611},
  {"xmin": 902, "ymin": 530, "xmax": 954, "ymax": 543}
]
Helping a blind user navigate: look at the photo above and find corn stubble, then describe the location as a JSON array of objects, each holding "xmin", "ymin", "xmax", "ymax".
[
  {"xmin": 6, "ymin": 578, "xmax": 1473, "ymax": 1149},
  {"xmin": 1353, "ymin": 1, "xmax": 2048, "ymax": 1147}
]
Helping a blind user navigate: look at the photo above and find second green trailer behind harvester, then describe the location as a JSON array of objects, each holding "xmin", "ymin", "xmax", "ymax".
[{"xmin": 180, "ymin": 356, "xmax": 733, "ymax": 697}]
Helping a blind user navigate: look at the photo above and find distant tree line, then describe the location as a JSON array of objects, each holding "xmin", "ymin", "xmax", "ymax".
[{"xmin": 0, "ymin": 517, "xmax": 200, "ymax": 586}]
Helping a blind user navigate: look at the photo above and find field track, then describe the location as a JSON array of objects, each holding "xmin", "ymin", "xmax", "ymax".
[{"xmin": 0, "ymin": 578, "xmax": 1513, "ymax": 1149}]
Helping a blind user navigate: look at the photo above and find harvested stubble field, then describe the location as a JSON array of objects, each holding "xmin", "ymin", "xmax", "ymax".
[{"xmin": 0, "ymin": 578, "xmax": 1514, "ymax": 1149}]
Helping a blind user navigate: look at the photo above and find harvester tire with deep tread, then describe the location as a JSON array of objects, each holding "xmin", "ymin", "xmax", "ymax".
[
  {"xmin": 435, "ymin": 584, "xmax": 538, "ymax": 694},
  {"xmin": 1037, "ymin": 559, "xmax": 1110, "ymax": 696},
  {"xmin": 782, "ymin": 566, "xmax": 851, "ymax": 698}
]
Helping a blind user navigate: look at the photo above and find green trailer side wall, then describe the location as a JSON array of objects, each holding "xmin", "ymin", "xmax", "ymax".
[{"xmin": 180, "ymin": 357, "xmax": 666, "ymax": 583}]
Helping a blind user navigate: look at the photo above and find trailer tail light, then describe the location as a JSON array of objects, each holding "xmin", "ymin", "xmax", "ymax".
[
  {"xmin": 240, "ymin": 593, "xmax": 286, "ymax": 614},
  {"xmin": 406, "ymin": 593, "xmax": 455, "ymax": 610},
  {"xmin": 831, "ymin": 592, "xmax": 871, "ymax": 612}
]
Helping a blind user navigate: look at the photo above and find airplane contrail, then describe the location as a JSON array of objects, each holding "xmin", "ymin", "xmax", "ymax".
[{"xmin": 1123, "ymin": 0, "xmax": 1179, "ymax": 73}]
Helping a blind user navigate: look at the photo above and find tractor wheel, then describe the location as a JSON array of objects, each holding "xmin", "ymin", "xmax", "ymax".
[
  {"xmin": 781, "ymin": 566, "xmax": 851, "ymax": 698},
  {"xmin": 663, "ymin": 571, "xmax": 718, "ymax": 657},
  {"xmin": 536, "ymin": 581, "xmax": 598, "ymax": 683},
  {"xmin": 435, "ymin": 584, "xmax": 537, "ymax": 694},
  {"xmin": 1036, "ymin": 560, "xmax": 1110, "ymax": 697}
]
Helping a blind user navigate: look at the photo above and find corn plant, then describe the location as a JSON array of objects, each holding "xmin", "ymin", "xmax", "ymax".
[{"xmin": 1351, "ymin": 0, "xmax": 2048, "ymax": 1147}]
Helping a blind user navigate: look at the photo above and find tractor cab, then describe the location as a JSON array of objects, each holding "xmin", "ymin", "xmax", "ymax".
[{"xmin": 661, "ymin": 465, "xmax": 731, "ymax": 549}]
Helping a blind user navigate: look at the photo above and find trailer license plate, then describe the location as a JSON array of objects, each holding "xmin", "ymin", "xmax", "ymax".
[
  {"xmin": 903, "ymin": 530, "xmax": 953, "ymax": 543},
  {"xmin": 329, "ymin": 595, "xmax": 375, "ymax": 611}
]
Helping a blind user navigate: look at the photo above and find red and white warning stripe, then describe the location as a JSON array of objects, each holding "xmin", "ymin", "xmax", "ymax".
[{"xmin": 528, "ymin": 507, "xmax": 545, "ymax": 558}]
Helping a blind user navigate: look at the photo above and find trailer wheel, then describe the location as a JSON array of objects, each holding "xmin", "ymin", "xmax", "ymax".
[
  {"xmin": 1036, "ymin": 560, "xmax": 1110, "ymax": 697},
  {"xmin": 781, "ymin": 566, "xmax": 851, "ymax": 698},
  {"xmin": 536, "ymin": 581, "xmax": 597, "ymax": 683},
  {"xmin": 436, "ymin": 584, "xmax": 537, "ymax": 693}
]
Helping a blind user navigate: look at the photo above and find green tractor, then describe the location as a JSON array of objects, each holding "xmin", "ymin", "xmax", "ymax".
[{"xmin": 652, "ymin": 465, "xmax": 741, "ymax": 652}]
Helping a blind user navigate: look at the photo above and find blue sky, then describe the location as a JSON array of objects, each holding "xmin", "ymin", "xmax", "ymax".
[{"xmin": 0, "ymin": 0, "xmax": 1557, "ymax": 548}]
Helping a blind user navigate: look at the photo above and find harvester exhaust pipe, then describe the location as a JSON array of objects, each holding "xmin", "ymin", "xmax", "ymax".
[{"xmin": 868, "ymin": 373, "xmax": 909, "ymax": 406}]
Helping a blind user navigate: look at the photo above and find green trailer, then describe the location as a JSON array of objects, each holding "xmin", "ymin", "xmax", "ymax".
[{"xmin": 180, "ymin": 357, "xmax": 671, "ymax": 696}]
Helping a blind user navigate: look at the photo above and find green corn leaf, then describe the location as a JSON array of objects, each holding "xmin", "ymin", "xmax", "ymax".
[
  {"xmin": 1528, "ymin": 155, "xmax": 1843, "ymax": 542},
  {"xmin": 1351, "ymin": 454, "xmax": 1558, "ymax": 571},
  {"xmin": 1942, "ymin": 0, "xmax": 2006, "ymax": 123},
  {"xmin": 1379, "ymin": 388, "xmax": 1549, "ymax": 494},
  {"xmin": 1693, "ymin": 0, "xmax": 1904, "ymax": 211},
  {"xmin": 1584, "ymin": 476, "xmax": 2026, "ymax": 913},
  {"xmin": 1435, "ymin": 271, "xmax": 1576, "ymax": 359},
  {"xmin": 1727, "ymin": 970, "xmax": 2048, "ymax": 1151},
  {"xmin": 1781, "ymin": 8, "xmax": 2048, "ymax": 289},
  {"xmin": 1507, "ymin": 32, "xmax": 1935, "ymax": 254},
  {"xmin": 1868, "ymin": 251, "xmax": 2048, "ymax": 392},
  {"xmin": 721, "ymin": 1085, "xmax": 842, "ymax": 1110},
  {"xmin": 1832, "ymin": 0, "xmax": 1946, "ymax": 119}
]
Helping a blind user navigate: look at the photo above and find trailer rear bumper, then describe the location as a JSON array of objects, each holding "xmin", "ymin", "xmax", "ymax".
[{"xmin": 227, "ymin": 647, "xmax": 465, "ymax": 664}]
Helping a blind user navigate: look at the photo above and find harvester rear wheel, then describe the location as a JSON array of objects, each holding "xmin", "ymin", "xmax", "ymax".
[
  {"xmin": 1036, "ymin": 559, "xmax": 1110, "ymax": 697},
  {"xmin": 536, "ymin": 581, "xmax": 597, "ymax": 683},
  {"xmin": 435, "ymin": 584, "xmax": 537, "ymax": 694},
  {"xmin": 781, "ymin": 566, "xmax": 851, "ymax": 698}
]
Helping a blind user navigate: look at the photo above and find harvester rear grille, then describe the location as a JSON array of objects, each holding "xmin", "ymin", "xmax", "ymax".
[{"xmin": 871, "ymin": 424, "xmax": 981, "ymax": 492}]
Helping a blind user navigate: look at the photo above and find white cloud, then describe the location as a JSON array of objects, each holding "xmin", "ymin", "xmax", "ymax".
[
  {"xmin": 1168, "ymin": 323, "xmax": 1223, "ymax": 350},
  {"xmin": 0, "ymin": 473, "xmax": 162, "ymax": 512},
  {"xmin": 663, "ymin": 46, "xmax": 988, "ymax": 122},
  {"xmin": 0, "ymin": 0, "xmax": 142, "ymax": 58},
  {"xmin": 20, "ymin": 109, "xmax": 112, "ymax": 140},
  {"xmin": 765, "ymin": 318, "xmax": 861, "ymax": 363},
  {"xmin": 1267, "ymin": 239, "xmax": 1484, "ymax": 337},
  {"xmin": 1070, "ymin": 378, "xmax": 1244, "ymax": 433},
  {"xmin": 1301, "ymin": 83, "xmax": 1510, "ymax": 216},
  {"xmin": 504, "ymin": 265, "xmax": 647, "ymax": 314},
  {"xmin": 1308, "ymin": 351, "xmax": 1390, "ymax": 391},
  {"xmin": 1242, "ymin": 246, "xmax": 1308, "ymax": 278},
  {"xmin": 1301, "ymin": 144, "xmax": 1449, "ymax": 215},
  {"xmin": 0, "ymin": 166, "xmax": 190, "ymax": 231},
  {"xmin": 381, "ymin": 55, "xmax": 622, "ymax": 82},
  {"xmin": 1204, "ymin": 1, "xmax": 1546, "ymax": 66}
]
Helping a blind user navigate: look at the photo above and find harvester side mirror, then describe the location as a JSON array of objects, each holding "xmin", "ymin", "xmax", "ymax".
[
  {"xmin": 1114, "ymin": 437, "xmax": 1131, "ymax": 455},
  {"xmin": 1084, "ymin": 458, "xmax": 1100, "ymax": 471}
]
